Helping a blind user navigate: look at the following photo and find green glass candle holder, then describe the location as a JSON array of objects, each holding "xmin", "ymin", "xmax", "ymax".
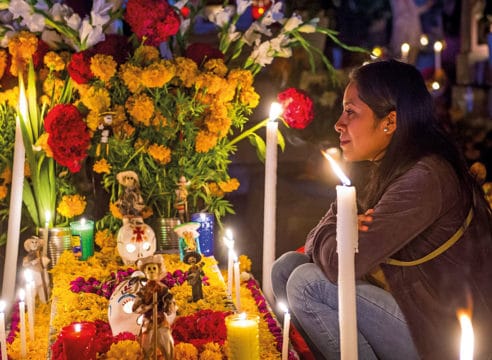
[{"xmin": 70, "ymin": 220, "xmax": 94, "ymax": 261}]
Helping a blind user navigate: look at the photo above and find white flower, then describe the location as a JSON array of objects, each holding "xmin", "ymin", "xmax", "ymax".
[
  {"xmin": 260, "ymin": 1, "xmax": 283, "ymax": 26},
  {"xmin": 23, "ymin": 13, "xmax": 46, "ymax": 33},
  {"xmin": 65, "ymin": 13, "xmax": 81, "ymax": 32},
  {"xmin": 41, "ymin": 29, "xmax": 63, "ymax": 49},
  {"xmin": 91, "ymin": 0, "xmax": 113, "ymax": 27},
  {"xmin": 242, "ymin": 22, "xmax": 271, "ymax": 46},
  {"xmin": 8, "ymin": 0, "xmax": 31, "ymax": 20},
  {"xmin": 209, "ymin": 6, "xmax": 234, "ymax": 28},
  {"xmin": 33, "ymin": 0, "xmax": 49, "ymax": 12},
  {"xmin": 226, "ymin": 24, "xmax": 241, "ymax": 43},
  {"xmin": 49, "ymin": 3, "xmax": 73, "ymax": 22},
  {"xmin": 174, "ymin": 0, "xmax": 188, "ymax": 10},
  {"xmin": 0, "ymin": 29, "xmax": 16, "ymax": 48},
  {"xmin": 298, "ymin": 24, "xmax": 316, "ymax": 33},
  {"xmin": 180, "ymin": 18, "xmax": 190, "ymax": 36},
  {"xmin": 236, "ymin": 0, "xmax": 252, "ymax": 16},
  {"xmin": 282, "ymin": 14, "xmax": 303, "ymax": 32},
  {"xmin": 80, "ymin": 21, "xmax": 105, "ymax": 49}
]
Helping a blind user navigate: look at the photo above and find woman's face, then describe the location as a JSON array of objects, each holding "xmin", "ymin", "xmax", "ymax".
[{"xmin": 335, "ymin": 82, "xmax": 393, "ymax": 162}]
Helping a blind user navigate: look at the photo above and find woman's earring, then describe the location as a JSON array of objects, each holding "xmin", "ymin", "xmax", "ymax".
[{"xmin": 383, "ymin": 127, "xmax": 389, "ymax": 133}]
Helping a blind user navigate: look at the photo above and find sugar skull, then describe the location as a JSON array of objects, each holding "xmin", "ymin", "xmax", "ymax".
[
  {"xmin": 117, "ymin": 217, "xmax": 156, "ymax": 265},
  {"xmin": 108, "ymin": 271, "xmax": 145, "ymax": 336}
]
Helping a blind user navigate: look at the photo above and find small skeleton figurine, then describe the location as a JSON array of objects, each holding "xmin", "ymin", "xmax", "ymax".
[
  {"xmin": 132, "ymin": 255, "xmax": 176, "ymax": 360},
  {"xmin": 185, "ymin": 254, "xmax": 204, "ymax": 302},
  {"xmin": 96, "ymin": 111, "xmax": 114, "ymax": 158},
  {"xmin": 115, "ymin": 170, "xmax": 146, "ymax": 218},
  {"xmin": 22, "ymin": 236, "xmax": 50, "ymax": 303},
  {"xmin": 174, "ymin": 176, "xmax": 190, "ymax": 223},
  {"xmin": 174, "ymin": 222, "xmax": 202, "ymax": 263}
]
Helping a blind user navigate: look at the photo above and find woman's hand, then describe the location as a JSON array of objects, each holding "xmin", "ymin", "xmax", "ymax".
[{"xmin": 358, "ymin": 209, "xmax": 374, "ymax": 231}]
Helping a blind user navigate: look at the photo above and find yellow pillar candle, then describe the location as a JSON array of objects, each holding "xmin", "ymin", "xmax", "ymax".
[{"xmin": 225, "ymin": 313, "xmax": 260, "ymax": 360}]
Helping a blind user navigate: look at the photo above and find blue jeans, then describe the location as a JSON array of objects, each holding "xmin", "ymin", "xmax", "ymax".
[{"xmin": 271, "ymin": 251, "xmax": 419, "ymax": 360}]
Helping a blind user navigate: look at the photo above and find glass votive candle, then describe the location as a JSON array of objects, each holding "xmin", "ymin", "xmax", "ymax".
[
  {"xmin": 69, "ymin": 219, "xmax": 94, "ymax": 260},
  {"xmin": 225, "ymin": 313, "xmax": 260, "ymax": 360},
  {"xmin": 60, "ymin": 322, "xmax": 97, "ymax": 360}
]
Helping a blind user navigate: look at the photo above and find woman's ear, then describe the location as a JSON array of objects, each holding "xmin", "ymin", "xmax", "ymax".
[{"xmin": 384, "ymin": 111, "xmax": 397, "ymax": 134}]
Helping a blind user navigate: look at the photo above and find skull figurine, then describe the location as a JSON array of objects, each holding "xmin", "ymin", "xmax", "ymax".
[
  {"xmin": 108, "ymin": 271, "xmax": 145, "ymax": 336},
  {"xmin": 117, "ymin": 217, "xmax": 156, "ymax": 265}
]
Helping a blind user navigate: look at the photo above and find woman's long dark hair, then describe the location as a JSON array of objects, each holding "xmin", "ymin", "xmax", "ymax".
[{"xmin": 351, "ymin": 60, "xmax": 491, "ymax": 219}]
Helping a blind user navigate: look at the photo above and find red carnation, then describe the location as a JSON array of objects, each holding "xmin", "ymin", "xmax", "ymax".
[
  {"xmin": 185, "ymin": 43, "xmax": 224, "ymax": 66},
  {"xmin": 67, "ymin": 50, "xmax": 95, "ymax": 84},
  {"xmin": 44, "ymin": 104, "xmax": 91, "ymax": 173},
  {"xmin": 124, "ymin": 0, "xmax": 180, "ymax": 46},
  {"xmin": 277, "ymin": 88, "xmax": 314, "ymax": 129}
]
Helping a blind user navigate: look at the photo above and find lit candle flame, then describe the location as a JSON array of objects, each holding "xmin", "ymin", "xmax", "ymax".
[
  {"xmin": 322, "ymin": 150, "xmax": 351, "ymax": 186},
  {"xmin": 457, "ymin": 310, "xmax": 474, "ymax": 360},
  {"xmin": 0, "ymin": 301, "xmax": 5, "ymax": 313},
  {"xmin": 420, "ymin": 34, "xmax": 429, "ymax": 46},
  {"xmin": 74, "ymin": 323, "xmax": 82, "ymax": 332},
  {"xmin": 19, "ymin": 289, "xmax": 25, "ymax": 302},
  {"xmin": 433, "ymin": 41, "xmax": 443, "ymax": 52},
  {"xmin": 278, "ymin": 302, "xmax": 289, "ymax": 314},
  {"xmin": 24, "ymin": 269, "xmax": 33, "ymax": 283},
  {"xmin": 269, "ymin": 102, "xmax": 283, "ymax": 121}
]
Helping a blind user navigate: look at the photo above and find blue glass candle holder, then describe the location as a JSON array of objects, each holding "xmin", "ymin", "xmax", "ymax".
[{"xmin": 190, "ymin": 212, "xmax": 214, "ymax": 256}]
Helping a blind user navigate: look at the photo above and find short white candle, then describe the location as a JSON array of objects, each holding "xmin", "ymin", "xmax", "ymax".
[
  {"xmin": 19, "ymin": 289, "xmax": 26, "ymax": 358},
  {"xmin": 323, "ymin": 151, "xmax": 358, "ymax": 360},
  {"xmin": 419, "ymin": 34, "xmax": 429, "ymax": 47},
  {"xmin": 433, "ymin": 41, "xmax": 443, "ymax": 72},
  {"xmin": 24, "ymin": 270, "xmax": 35, "ymax": 341},
  {"xmin": 224, "ymin": 229, "xmax": 235, "ymax": 298},
  {"xmin": 262, "ymin": 102, "xmax": 283, "ymax": 304},
  {"xmin": 233, "ymin": 253, "xmax": 241, "ymax": 312},
  {"xmin": 0, "ymin": 300, "xmax": 7, "ymax": 360},
  {"xmin": 279, "ymin": 302, "xmax": 291, "ymax": 360},
  {"xmin": 400, "ymin": 42, "xmax": 410, "ymax": 63}
]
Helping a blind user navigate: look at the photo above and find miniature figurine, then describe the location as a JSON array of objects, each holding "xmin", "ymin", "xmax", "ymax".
[
  {"xmin": 115, "ymin": 170, "xmax": 146, "ymax": 218},
  {"xmin": 96, "ymin": 111, "xmax": 114, "ymax": 158},
  {"xmin": 186, "ymin": 254, "xmax": 204, "ymax": 302},
  {"xmin": 174, "ymin": 222, "xmax": 202, "ymax": 263},
  {"xmin": 174, "ymin": 176, "xmax": 190, "ymax": 223},
  {"xmin": 22, "ymin": 236, "xmax": 50, "ymax": 303},
  {"xmin": 132, "ymin": 255, "xmax": 176, "ymax": 360}
]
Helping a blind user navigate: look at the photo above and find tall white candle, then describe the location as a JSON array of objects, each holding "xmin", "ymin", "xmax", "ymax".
[
  {"xmin": 279, "ymin": 302, "xmax": 291, "ymax": 360},
  {"xmin": 24, "ymin": 271, "xmax": 35, "ymax": 341},
  {"xmin": 262, "ymin": 102, "xmax": 283, "ymax": 303},
  {"xmin": 2, "ymin": 80, "xmax": 28, "ymax": 302},
  {"xmin": 323, "ymin": 151, "xmax": 358, "ymax": 360},
  {"xmin": 433, "ymin": 41, "xmax": 443, "ymax": 72},
  {"xmin": 0, "ymin": 301, "xmax": 7, "ymax": 360},
  {"xmin": 224, "ymin": 229, "xmax": 235, "ymax": 298},
  {"xmin": 233, "ymin": 254, "xmax": 241, "ymax": 312},
  {"xmin": 19, "ymin": 289, "xmax": 27, "ymax": 358}
]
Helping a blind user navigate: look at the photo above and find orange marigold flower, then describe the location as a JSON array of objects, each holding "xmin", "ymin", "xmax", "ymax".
[
  {"xmin": 110, "ymin": 202, "xmax": 123, "ymax": 219},
  {"xmin": 141, "ymin": 60, "xmax": 175, "ymax": 88},
  {"xmin": 57, "ymin": 194, "xmax": 87, "ymax": 219},
  {"xmin": 126, "ymin": 93, "xmax": 154, "ymax": 126},
  {"xmin": 174, "ymin": 343, "xmax": 198, "ymax": 360},
  {"xmin": 93, "ymin": 158, "xmax": 112, "ymax": 174},
  {"xmin": 8, "ymin": 31, "xmax": 38, "ymax": 76},
  {"xmin": 195, "ymin": 130, "xmax": 218, "ymax": 153},
  {"xmin": 218, "ymin": 178, "xmax": 240, "ymax": 193},
  {"xmin": 81, "ymin": 86, "xmax": 111, "ymax": 113},
  {"xmin": 207, "ymin": 182, "xmax": 223, "ymax": 197},
  {"xmin": 0, "ymin": 184, "xmax": 8, "ymax": 200},
  {"xmin": 44, "ymin": 51, "xmax": 65, "ymax": 71},
  {"xmin": 0, "ymin": 49, "xmax": 7, "ymax": 80},
  {"xmin": 238, "ymin": 254, "xmax": 252, "ymax": 272},
  {"xmin": 120, "ymin": 63, "xmax": 142, "ymax": 93},
  {"xmin": 1, "ymin": 167, "xmax": 12, "ymax": 184},
  {"xmin": 95, "ymin": 229, "xmax": 116, "ymax": 250},
  {"xmin": 134, "ymin": 45, "xmax": 160, "ymax": 66},
  {"xmin": 148, "ymin": 144, "xmax": 172, "ymax": 165},
  {"xmin": 90, "ymin": 54, "xmax": 117, "ymax": 82},
  {"xmin": 203, "ymin": 58, "xmax": 228, "ymax": 77},
  {"xmin": 174, "ymin": 57, "xmax": 198, "ymax": 88}
]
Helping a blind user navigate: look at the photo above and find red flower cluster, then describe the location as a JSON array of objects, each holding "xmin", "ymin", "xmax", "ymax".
[
  {"xmin": 44, "ymin": 104, "xmax": 91, "ymax": 173},
  {"xmin": 124, "ymin": 0, "xmax": 181, "ymax": 47},
  {"xmin": 67, "ymin": 51, "xmax": 94, "ymax": 84},
  {"xmin": 277, "ymin": 88, "xmax": 314, "ymax": 129},
  {"xmin": 172, "ymin": 309, "xmax": 231, "ymax": 350}
]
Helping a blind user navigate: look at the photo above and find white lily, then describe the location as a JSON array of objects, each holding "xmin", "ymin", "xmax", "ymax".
[
  {"xmin": 249, "ymin": 40, "xmax": 275, "ymax": 67},
  {"xmin": 22, "ymin": 13, "xmax": 46, "ymax": 32},
  {"xmin": 80, "ymin": 21, "xmax": 105, "ymax": 49},
  {"xmin": 65, "ymin": 13, "xmax": 81, "ymax": 32},
  {"xmin": 226, "ymin": 24, "xmax": 241, "ymax": 43},
  {"xmin": 49, "ymin": 3, "xmax": 73, "ymax": 22},
  {"xmin": 209, "ymin": 6, "xmax": 234, "ymax": 28},
  {"xmin": 260, "ymin": 1, "xmax": 283, "ymax": 26}
]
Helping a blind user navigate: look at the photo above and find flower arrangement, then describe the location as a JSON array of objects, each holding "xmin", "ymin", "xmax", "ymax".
[{"xmin": 0, "ymin": 0, "xmax": 362, "ymax": 231}]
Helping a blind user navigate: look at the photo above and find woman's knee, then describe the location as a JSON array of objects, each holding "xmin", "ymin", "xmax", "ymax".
[{"xmin": 271, "ymin": 251, "xmax": 310, "ymax": 282}]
